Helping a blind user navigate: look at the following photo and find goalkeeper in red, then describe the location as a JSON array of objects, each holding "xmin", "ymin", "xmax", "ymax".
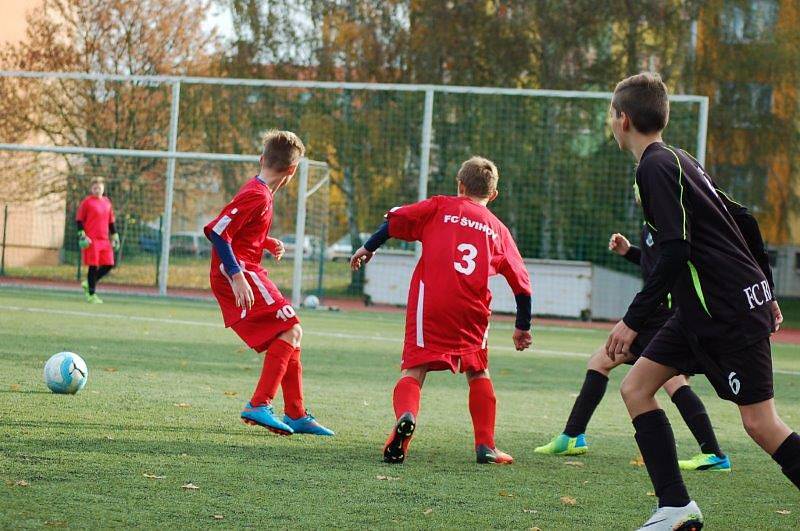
[
  {"xmin": 76, "ymin": 177, "xmax": 119, "ymax": 303},
  {"xmin": 351, "ymin": 157, "xmax": 533, "ymax": 465},
  {"xmin": 204, "ymin": 130, "xmax": 333, "ymax": 437}
]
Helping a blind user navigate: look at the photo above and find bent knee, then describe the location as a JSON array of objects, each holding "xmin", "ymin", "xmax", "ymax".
[
  {"xmin": 466, "ymin": 369, "xmax": 490, "ymax": 382},
  {"xmin": 620, "ymin": 375, "xmax": 648, "ymax": 404},
  {"xmin": 281, "ymin": 324, "xmax": 303, "ymax": 346},
  {"xmin": 587, "ymin": 348, "xmax": 618, "ymax": 374}
]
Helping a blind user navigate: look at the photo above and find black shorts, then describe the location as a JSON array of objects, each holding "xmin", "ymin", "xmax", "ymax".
[
  {"xmin": 626, "ymin": 309, "xmax": 673, "ymax": 363},
  {"xmin": 642, "ymin": 315, "xmax": 774, "ymax": 405}
]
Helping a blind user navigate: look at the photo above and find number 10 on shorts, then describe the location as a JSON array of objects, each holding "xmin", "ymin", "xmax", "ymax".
[{"xmin": 276, "ymin": 305, "xmax": 296, "ymax": 321}]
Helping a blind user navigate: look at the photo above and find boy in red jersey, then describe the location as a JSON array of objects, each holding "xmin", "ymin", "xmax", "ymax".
[
  {"xmin": 76, "ymin": 177, "xmax": 119, "ymax": 304},
  {"xmin": 351, "ymin": 157, "xmax": 533, "ymax": 464},
  {"xmin": 204, "ymin": 130, "xmax": 333, "ymax": 437}
]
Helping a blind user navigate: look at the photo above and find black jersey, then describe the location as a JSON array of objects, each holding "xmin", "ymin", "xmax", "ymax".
[
  {"xmin": 625, "ymin": 223, "xmax": 671, "ymax": 311},
  {"xmin": 634, "ymin": 142, "xmax": 774, "ymax": 347}
]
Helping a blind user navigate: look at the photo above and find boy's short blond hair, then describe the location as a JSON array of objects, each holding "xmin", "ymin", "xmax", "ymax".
[
  {"xmin": 90, "ymin": 177, "xmax": 105, "ymax": 185},
  {"xmin": 457, "ymin": 156, "xmax": 499, "ymax": 198},
  {"xmin": 261, "ymin": 130, "xmax": 306, "ymax": 170}
]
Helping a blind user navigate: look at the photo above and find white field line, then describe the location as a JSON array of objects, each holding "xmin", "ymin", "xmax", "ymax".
[
  {"xmin": 0, "ymin": 304, "xmax": 584, "ymax": 357},
  {"xmin": 3, "ymin": 304, "xmax": 799, "ymax": 375}
]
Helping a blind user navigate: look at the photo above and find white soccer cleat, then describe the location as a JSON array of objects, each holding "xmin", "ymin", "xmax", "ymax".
[{"xmin": 637, "ymin": 501, "xmax": 703, "ymax": 530}]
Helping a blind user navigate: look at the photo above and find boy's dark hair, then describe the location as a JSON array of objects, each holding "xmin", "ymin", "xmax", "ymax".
[
  {"xmin": 457, "ymin": 156, "xmax": 499, "ymax": 198},
  {"xmin": 612, "ymin": 72, "xmax": 669, "ymax": 134},
  {"xmin": 261, "ymin": 130, "xmax": 305, "ymax": 170}
]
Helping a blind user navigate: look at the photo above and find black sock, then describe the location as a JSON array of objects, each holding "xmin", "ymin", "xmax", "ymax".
[
  {"xmin": 87, "ymin": 266, "xmax": 98, "ymax": 295},
  {"xmin": 671, "ymin": 385, "xmax": 724, "ymax": 457},
  {"xmin": 633, "ymin": 409, "xmax": 691, "ymax": 508},
  {"xmin": 563, "ymin": 370, "xmax": 608, "ymax": 437},
  {"xmin": 95, "ymin": 265, "xmax": 113, "ymax": 282},
  {"xmin": 772, "ymin": 432, "xmax": 800, "ymax": 489}
]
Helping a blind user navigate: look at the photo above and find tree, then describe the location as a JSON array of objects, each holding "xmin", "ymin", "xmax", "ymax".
[{"xmin": 0, "ymin": 0, "xmax": 219, "ymax": 258}]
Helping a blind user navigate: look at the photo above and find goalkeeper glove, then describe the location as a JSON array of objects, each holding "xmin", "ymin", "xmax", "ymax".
[
  {"xmin": 78, "ymin": 230, "xmax": 91, "ymax": 249},
  {"xmin": 111, "ymin": 233, "xmax": 120, "ymax": 250}
]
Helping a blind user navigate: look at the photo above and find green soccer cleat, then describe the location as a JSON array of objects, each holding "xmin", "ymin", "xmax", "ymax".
[
  {"xmin": 678, "ymin": 453, "xmax": 731, "ymax": 472},
  {"xmin": 87, "ymin": 294, "xmax": 103, "ymax": 304},
  {"xmin": 534, "ymin": 433, "xmax": 588, "ymax": 456},
  {"xmin": 81, "ymin": 280, "xmax": 90, "ymax": 297}
]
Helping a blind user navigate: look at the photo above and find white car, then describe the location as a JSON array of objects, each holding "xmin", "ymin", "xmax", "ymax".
[
  {"xmin": 278, "ymin": 234, "xmax": 323, "ymax": 259},
  {"xmin": 326, "ymin": 233, "xmax": 371, "ymax": 261}
]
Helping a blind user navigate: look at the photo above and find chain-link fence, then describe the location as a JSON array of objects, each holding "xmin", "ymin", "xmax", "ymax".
[
  {"xmin": 0, "ymin": 71, "xmax": 715, "ymax": 314},
  {"xmin": 0, "ymin": 150, "xmax": 334, "ymax": 302}
]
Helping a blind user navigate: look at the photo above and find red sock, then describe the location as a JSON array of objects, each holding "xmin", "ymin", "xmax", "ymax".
[
  {"xmin": 469, "ymin": 377, "xmax": 496, "ymax": 448},
  {"xmin": 250, "ymin": 339, "xmax": 295, "ymax": 407},
  {"xmin": 281, "ymin": 347, "xmax": 305, "ymax": 419},
  {"xmin": 392, "ymin": 376, "xmax": 421, "ymax": 419}
]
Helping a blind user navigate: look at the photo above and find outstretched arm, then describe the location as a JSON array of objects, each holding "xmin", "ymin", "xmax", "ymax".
[{"xmin": 350, "ymin": 221, "xmax": 390, "ymax": 270}]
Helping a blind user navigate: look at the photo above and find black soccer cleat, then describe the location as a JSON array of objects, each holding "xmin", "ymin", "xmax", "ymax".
[{"xmin": 382, "ymin": 412, "xmax": 416, "ymax": 464}]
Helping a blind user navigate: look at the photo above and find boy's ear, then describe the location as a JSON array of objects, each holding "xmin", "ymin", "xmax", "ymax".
[
  {"xmin": 621, "ymin": 111, "xmax": 631, "ymax": 132},
  {"xmin": 259, "ymin": 154, "xmax": 265, "ymax": 167},
  {"xmin": 488, "ymin": 189, "xmax": 499, "ymax": 202},
  {"xmin": 457, "ymin": 181, "xmax": 466, "ymax": 195}
]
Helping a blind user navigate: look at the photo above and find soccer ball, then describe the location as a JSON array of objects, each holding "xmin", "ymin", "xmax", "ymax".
[
  {"xmin": 303, "ymin": 294, "xmax": 320, "ymax": 309},
  {"xmin": 43, "ymin": 352, "xmax": 88, "ymax": 394}
]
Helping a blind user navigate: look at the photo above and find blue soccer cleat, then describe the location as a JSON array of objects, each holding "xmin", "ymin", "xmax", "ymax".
[
  {"xmin": 679, "ymin": 453, "xmax": 731, "ymax": 472},
  {"xmin": 241, "ymin": 402, "xmax": 293, "ymax": 436},
  {"xmin": 283, "ymin": 412, "xmax": 334, "ymax": 436}
]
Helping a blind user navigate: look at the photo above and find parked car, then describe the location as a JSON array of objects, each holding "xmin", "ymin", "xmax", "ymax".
[
  {"xmin": 278, "ymin": 234, "xmax": 323, "ymax": 260},
  {"xmin": 171, "ymin": 231, "xmax": 211, "ymax": 257},
  {"xmin": 138, "ymin": 230, "xmax": 210, "ymax": 258},
  {"xmin": 326, "ymin": 233, "xmax": 371, "ymax": 261}
]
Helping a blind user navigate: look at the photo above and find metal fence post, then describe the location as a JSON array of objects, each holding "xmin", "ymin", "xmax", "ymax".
[
  {"xmin": 416, "ymin": 89, "xmax": 434, "ymax": 259},
  {"xmin": 292, "ymin": 159, "xmax": 310, "ymax": 307},
  {"xmin": 1, "ymin": 204, "xmax": 7, "ymax": 276},
  {"xmin": 157, "ymin": 81, "xmax": 181, "ymax": 296},
  {"xmin": 696, "ymin": 96, "xmax": 709, "ymax": 166}
]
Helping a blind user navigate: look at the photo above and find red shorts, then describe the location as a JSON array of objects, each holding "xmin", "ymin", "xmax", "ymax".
[
  {"xmin": 230, "ymin": 309, "xmax": 299, "ymax": 352},
  {"xmin": 401, "ymin": 343, "xmax": 489, "ymax": 373},
  {"xmin": 82, "ymin": 239, "xmax": 114, "ymax": 266},
  {"xmin": 211, "ymin": 265, "xmax": 299, "ymax": 352}
]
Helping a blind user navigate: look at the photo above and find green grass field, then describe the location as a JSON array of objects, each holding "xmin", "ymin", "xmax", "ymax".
[{"xmin": 2, "ymin": 287, "xmax": 799, "ymax": 529}]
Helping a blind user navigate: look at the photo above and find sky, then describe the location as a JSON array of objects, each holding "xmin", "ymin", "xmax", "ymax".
[
  {"xmin": 0, "ymin": 0, "xmax": 235, "ymax": 47},
  {"xmin": 0, "ymin": 0, "xmax": 37, "ymax": 45}
]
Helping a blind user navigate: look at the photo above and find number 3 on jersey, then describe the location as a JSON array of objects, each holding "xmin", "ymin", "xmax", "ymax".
[{"xmin": 454, "ymin": 243, "xmax": 477, "ymax": 275}]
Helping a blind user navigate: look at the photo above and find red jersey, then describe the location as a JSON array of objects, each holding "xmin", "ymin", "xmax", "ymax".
[
  {"xmin": 204, "ymin": 177, "xmax": 277, "ymax": 327},
  {"xmin": 76, "ymin": 196, "xmax": 115, "ymax": 240},
  {"xmin": 387, "ymin": 195, "xmax": 531, "ymax": 355}
]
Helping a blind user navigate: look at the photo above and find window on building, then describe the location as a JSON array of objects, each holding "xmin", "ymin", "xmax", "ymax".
[
  {"xmin": 720, "ymin": 0, "xmax": 779, "ymax": 43},
  {"xmin": 717, "ymin": 82, "xmax": 773, "ymax": 128},
  {"xmin": 712, "ymin": 163, "xmax": 767, "ymax": 211}
]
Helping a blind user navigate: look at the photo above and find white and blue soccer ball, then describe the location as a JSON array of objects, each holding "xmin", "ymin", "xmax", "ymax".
[
  {"xmin": 303, "ymin": 294, "xmax": 320, "ymax": 309},
  {"xmin": 43, "ymin": 352, "xmax": 88, "ymax": 394}
]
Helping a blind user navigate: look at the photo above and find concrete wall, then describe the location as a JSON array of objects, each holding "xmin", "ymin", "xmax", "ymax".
[
  {"xmin": 364, "ymin": 251, "xmax": 641, "ymax": 320},
  {"xmin": 0, "ymin": 197, "xmax": 66, "ymax": 267}
]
